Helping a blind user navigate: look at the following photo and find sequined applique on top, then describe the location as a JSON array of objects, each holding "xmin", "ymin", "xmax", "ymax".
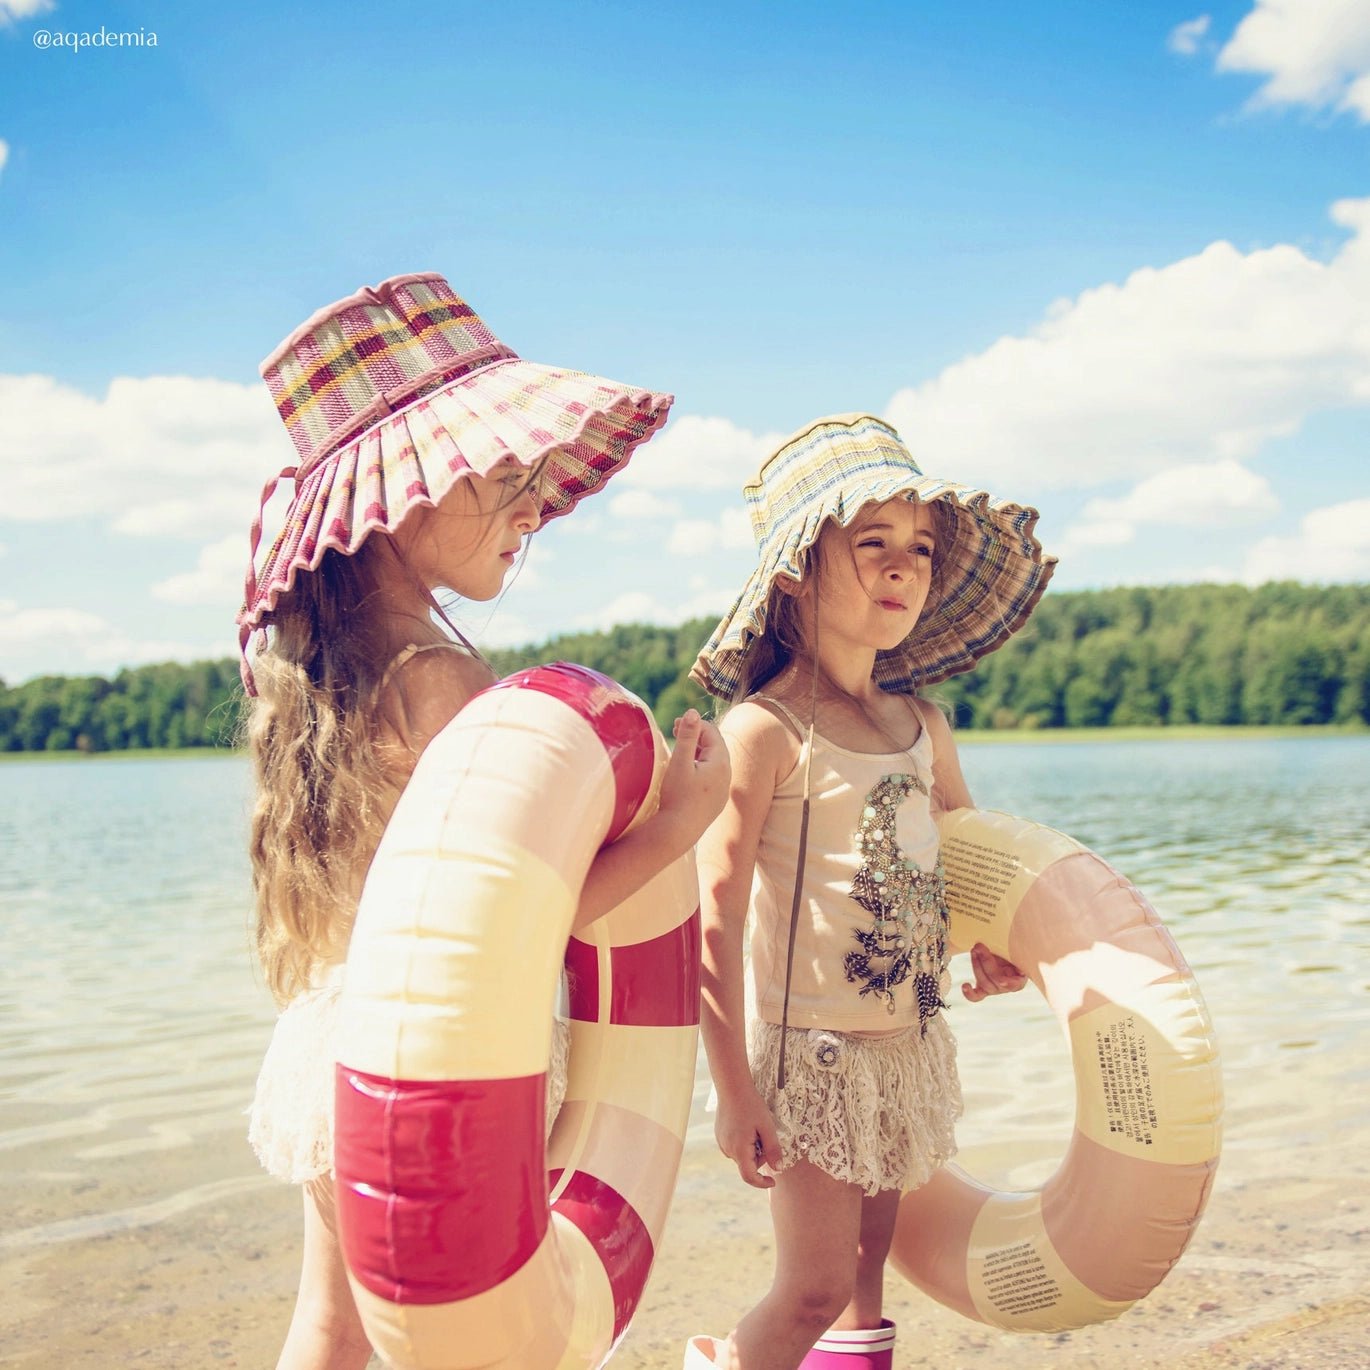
[
  {"xmin": 747, "ymin": 699, "xmax": 947, "ymax": 1034},
  {"xmin": 843, "ymin": 770, "xmax": 950, "ymax": 1029}
]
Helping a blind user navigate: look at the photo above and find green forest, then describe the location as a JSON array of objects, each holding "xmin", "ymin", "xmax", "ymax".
[{"xmin": 2, "ymin": 582, "xmax": 1367, "ymax": 753}]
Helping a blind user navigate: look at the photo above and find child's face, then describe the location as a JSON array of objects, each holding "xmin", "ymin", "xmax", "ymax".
[
  {"xmin": 402, "ymin": 465, "xmax": 542, "ymax": 599},
  {"xmin": 811, "ymin": 498, "xmax": 938, "ymax": 653}
]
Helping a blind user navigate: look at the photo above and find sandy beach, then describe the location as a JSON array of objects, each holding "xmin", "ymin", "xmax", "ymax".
[{"xmin": 4, "ymin": 1077, "xmax": 1367, "ymax": 1370}]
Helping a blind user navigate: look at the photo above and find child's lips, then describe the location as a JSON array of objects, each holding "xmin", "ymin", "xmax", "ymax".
[{"xmin": 879, "ymin": 599, "xmax": 906, "ymax": 611}]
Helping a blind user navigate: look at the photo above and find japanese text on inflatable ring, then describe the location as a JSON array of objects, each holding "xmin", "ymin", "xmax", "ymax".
[
  {"xmin": 941, "ymin": 835, "xmax": 1021, "ymax": 928},
  {"xmin": 1096, "ymin": 1016, "xmax": 1159, "ymax": 1146}
]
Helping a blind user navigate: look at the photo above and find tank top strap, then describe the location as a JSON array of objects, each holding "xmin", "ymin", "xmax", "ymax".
[
  {"xmin": 749, "ymin": 693, "xmax": 808, "ymax": 740},
  {"xmin": 377, "ymin": 641, "xmax": 469, "ymax": 694}
]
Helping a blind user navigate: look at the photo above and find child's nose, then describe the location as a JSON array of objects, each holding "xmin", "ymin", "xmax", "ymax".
[{"xmin": 513, "ymin": 491, "xmax": 541, "ymax": 533}]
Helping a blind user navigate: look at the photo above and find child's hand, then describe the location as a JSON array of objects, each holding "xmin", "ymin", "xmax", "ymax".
[
  {"xmin": 657, "ymin": 709, "xmax": 731, "ymax": 847},
  {"xmin": 714, "ymin": 1085, "xmax": 783, "ymax": 1189},
  {"xmin": 961, "ymin": 942, "xmax": 1028, "ymax": 1002}
]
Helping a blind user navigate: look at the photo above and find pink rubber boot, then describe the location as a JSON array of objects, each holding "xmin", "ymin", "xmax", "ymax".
[{"xmin": 797, "ymin": 1320, "xmax": 896, "ymax": 1370}]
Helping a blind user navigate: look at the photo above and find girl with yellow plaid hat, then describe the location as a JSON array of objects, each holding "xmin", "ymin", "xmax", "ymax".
[
  {"xmin": 238, "ymin": 274, "xmax": 728, "ymax": 1370},
  {"xmin": 686, "ymin": 413, "xmax": 1055, "ymax": 1370}
]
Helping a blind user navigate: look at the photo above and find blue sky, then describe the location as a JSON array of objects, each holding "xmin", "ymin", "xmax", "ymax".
[{"xmin": 1, "ymin": 0, "xmax": 1367, "ymax": 682}]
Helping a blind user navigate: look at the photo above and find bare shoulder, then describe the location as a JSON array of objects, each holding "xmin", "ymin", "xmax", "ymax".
[
  {"xmin": 912, "ymin": 696, "xmax": 973, "ymax": 812},
  {"xmin": 721, "ymin": 699, "xmax": 801, "ymax": 783},
  {"xmin": 912, "ymin": 696, "xmax": 956, "ymax": 756},
  {"xmin": 699, "ymin": 700, "xmax": 792, "ymax": 861},
  {"xmin": 383, "ymin": 647, "xmax": 497, "ymax": 754}
]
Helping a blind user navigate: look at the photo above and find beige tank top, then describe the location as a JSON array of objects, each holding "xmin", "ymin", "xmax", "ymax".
[{"xmin": 749, "ymin": 697, "xmax": 951, "ymax": 1034}]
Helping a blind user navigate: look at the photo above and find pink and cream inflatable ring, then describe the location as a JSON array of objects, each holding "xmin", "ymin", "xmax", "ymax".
[
  {"xmin": 890, "ymin": 808, "xmax": 1223, "ymax": 1332},
  {"xmin": 333, "ymin": 664, "xmax": 701, "ymax": 1370}
]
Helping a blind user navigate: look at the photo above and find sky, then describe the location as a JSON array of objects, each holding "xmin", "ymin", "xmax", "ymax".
[{"xmin": 0, "ymin": 0, "xmax": 1367, "ymax": 684}]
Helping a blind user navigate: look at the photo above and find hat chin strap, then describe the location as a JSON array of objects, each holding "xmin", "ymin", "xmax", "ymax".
[
  {"xmin": 775, "ymin": 601, "xmax": 819, "ymax": 1090},
  {"xmin": 237, "ymin": 462, "xmax": 300, "ymax": 696}
]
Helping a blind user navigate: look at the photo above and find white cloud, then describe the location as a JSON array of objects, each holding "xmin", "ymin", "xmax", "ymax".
[
  {"xmin": 619, "ymin": 414, "xmax": 782, "ymax": 491},
  {"xmin": 0, "ymin": 140, "xmax": 9, "ymax": 180},
  {"xmin": 0, "ymin": 606, "xmax": 112, "ymax": 646},
  {"xmin": 1057, "ymin": 519, "xmax": 1137, "ymax": 554},
  {"xmin": 0, "ymin": 373, "xmax": 288, "ymax": 539},
  {"xmin": 572, "ymin": 586, "xmax": 729, "ymax": 633},
  {"xmin": 556, "ymin": 510, "xmax": 605, "ymax": 537},
  {"xmin": 607, "ymin": 489, "xmax": 680, "ymax": 520},
  {"xmin": 1056, "ymin": 461, "xmax": 1279, "ymax": 561},
  {"xmin": 506, "ymin": 541, "xmax": 547, "ymax": 590},
  {"xmin": 1242, "ymin": 497, "xmax": 1370, "ymax": 582},
  {"xmin": 668, "ymin": 506, "xmax": 754, "ymax": 557},
  {"xmin": 0, "ymin": 604, "xmax": 213, "ymax": 680},
  {"xmin": 1217, "ymin": 0, "xmax": 1370, "ymax": 120},
  {"xmin": 1082, "ymin": 460, "xmax": 1278, "ymax": 528},
  {"xmin": 580, "ymin": 591, "xmax": 665, "ymax": 627},
  {"xmin": 0, "ymin": 0, "xmax": 55, "ymax": 23},
  {"xmin": 1168, "ymin": 15, "xmax": 1211, "ymax": 56},
  {"xmin": 152, "ymin": 535, "xmax": 245, "ymax": 607},
  {"xmin": 452, "ymin": 608, "xmax": 540, "ymax": 650},
  {"xmin": 884, "ymin": 198, "xmax": 1370, "ymax": 495}
]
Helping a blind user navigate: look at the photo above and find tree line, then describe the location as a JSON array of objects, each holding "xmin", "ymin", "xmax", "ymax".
[{"xmin": 1, "ymin": 582, "xmax": 1366, "ymax": 753}]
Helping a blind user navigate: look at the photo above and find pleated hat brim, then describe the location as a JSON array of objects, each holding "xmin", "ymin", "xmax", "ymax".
[
  {"xmin": 690, "ymin": 414, "xmax": 1057, "ymax": 698},
  {"xmin": 239, "ymin": 357, "xmax": 670, "ymax": 632}
]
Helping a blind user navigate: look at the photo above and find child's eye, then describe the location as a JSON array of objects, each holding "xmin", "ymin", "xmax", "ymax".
[
  {"xmin": 857, "ymin": 538, "xmax": 884, "ymax": 549},
  {"xmin": 913, "ymin": 543, "xmax": 935, "ymax": 558}
]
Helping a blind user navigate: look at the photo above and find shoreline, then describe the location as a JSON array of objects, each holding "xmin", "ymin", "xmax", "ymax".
[{"xmin": 1, "ymin": 723, "xmax": 1364, "ymax": 763}]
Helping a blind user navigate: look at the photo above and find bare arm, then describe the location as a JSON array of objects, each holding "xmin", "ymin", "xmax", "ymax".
[
  {"xmin": 572, "ymin": 710, "xmax": 730, "ymax": 930},
  {"xmin": 696, "ymin": 704, "xmax": 791, "ymax": 1188},
  {"xmin": 388, "ymin": 661, "xmax": 727, "ymax": 930},
  {"xmin": 916, "ymin": 699, "xmax": 1027, "ymax": 1000},
  {"xmin": 916, "ymin": 698, "xmax": 973, "ymax": 815}
]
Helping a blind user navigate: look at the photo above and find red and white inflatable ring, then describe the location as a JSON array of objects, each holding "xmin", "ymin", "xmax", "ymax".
[
  {"xmin": 333, "ymin": 663, "xmax": 701, "ymax": 1369},
  {"xmin": 890, "ymin": 808, "xmax": 1223, "ymax": 1332}
]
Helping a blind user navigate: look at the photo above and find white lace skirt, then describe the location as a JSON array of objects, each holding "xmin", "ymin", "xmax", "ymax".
[
  {"xmin": 748, "ymin": 1017, "xmax": 962, "ymax": 1197},
  {"xmin": 249, "ymin": 984, "xmax": 572, "ymax": 1184}
]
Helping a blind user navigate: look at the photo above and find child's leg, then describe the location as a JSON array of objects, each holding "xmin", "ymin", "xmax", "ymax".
[
  {"xmin": 275, "ymin": 1178, "xmax": 374, "ymax": 1370},
  {"xmin": 729, "ymin": 1159, "xmax": 864, "ymax": 1370},
  {"xmin": 828, "ymin": 1188, "xmax": 900, "ymax": 1331}
]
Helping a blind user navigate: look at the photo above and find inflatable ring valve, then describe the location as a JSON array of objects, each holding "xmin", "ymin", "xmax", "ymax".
[
  {"xmin": 889, "ymin": 808, "xmax": 1222, "ymax": 1332},
  {"xmin": 333, "ymin": 664, "xmax": 701, "ymax": 1369}
]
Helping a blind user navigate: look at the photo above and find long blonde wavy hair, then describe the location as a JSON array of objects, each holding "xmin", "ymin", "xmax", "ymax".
[
  {"xmin": 245, "ymin": 536, "xmax": 462, "ymax": 1004},
  {"xmin": 245, "ymin": 466, "xmax": 543, "ymax": 1003}
]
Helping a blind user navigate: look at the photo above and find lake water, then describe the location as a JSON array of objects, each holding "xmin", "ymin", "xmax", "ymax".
[{"xmin": 1, "ymin": 736, "xmax": 1367, "ymax": 1249}]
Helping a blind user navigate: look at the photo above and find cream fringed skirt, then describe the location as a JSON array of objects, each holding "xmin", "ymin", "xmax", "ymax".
[
  {"xmin": 249, "ymin": 980, "xmax": 573, "ymax": 1184},
  {"xmin": 748, "ymin": 1016, "xmax": 962, "ymax": 1197}
]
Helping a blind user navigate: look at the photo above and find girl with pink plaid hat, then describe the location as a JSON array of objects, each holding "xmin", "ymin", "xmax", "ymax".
[
  {"xmin": 686, "ymin": 414, "xmax": 1055, "ymax": 1370},
  {"xmin": 238, "ymin": 274, "xmax": 728, "ymax": 1370}
]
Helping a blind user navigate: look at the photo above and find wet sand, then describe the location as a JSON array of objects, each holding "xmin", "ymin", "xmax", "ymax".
[{"xmin": 4, "ymin": 1097, "xmax": 1366, "ymax": 1370}]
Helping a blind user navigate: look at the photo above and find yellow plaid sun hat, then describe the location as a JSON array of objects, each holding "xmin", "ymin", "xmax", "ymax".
[{"xmin": 691, "ymin": 413, "xmax": 1056, "ymax": 697}]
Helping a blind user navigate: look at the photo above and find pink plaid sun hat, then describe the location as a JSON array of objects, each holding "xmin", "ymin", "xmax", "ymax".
[{"xmin": 236, "ymin": 272, "xmax": 672, "ymax": 680}]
